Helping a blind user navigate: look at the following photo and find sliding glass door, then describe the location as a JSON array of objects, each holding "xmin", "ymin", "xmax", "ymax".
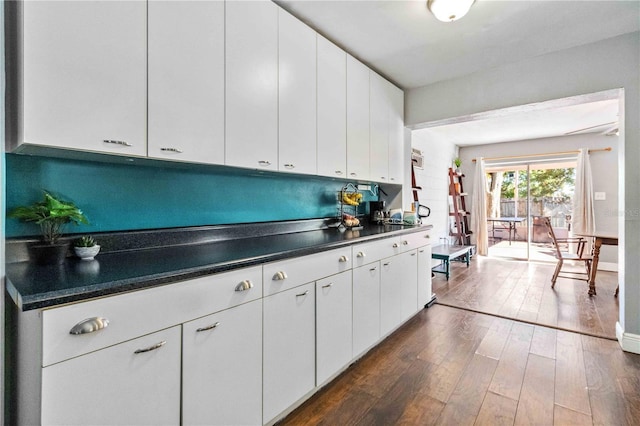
[{"xmin": 485, "ymin": 159, "xmax": 576, "ymax": 261}]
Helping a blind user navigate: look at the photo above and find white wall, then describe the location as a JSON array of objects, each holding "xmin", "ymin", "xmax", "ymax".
[
  {"xmin": 411, "ymin": 130, "xmax": 457, "ymax": 244},
  {"xmin": 459, "ymin": 133, "xmax": 618, "ymax": 265},
  {"xmin": 405, "ymin": 31, "xmax": 640, "ymax": 349}
]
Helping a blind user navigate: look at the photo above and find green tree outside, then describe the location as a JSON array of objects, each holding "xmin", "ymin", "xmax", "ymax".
[{"xmin": 501, "ymin": 168, "xmax": 575, "ymax": 201}]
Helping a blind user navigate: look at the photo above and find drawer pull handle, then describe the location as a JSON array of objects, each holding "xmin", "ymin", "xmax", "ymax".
[
  {"xmin": 419, "ymin": 249, "xmax": 425, "ymax": 253},
  {"xmin": 369, "ymin": 267, "xmax": 377, "ymax": 271},
  {"xmin": 335, "ymin": 170, "xmax": 343, "ymax": 175},
  {"xmin": 339, "ymin": 255, "xmax": 349, "ymax": 263},
  {"xmin": 411, "ymin": 253, "xmax": 417, "ymax": 256},
  {"xmin": 272, "ymin": 271, "xmax": 288, "ymax": 281},
  {"xmin": 284, "ymin": 163, "xmax": 295, "ymax": 169},
  {"xmin": 258, "ymin": 160, "xmax": 271, "ymax": 167},
  {"xmin": 69, "ymin": 317, "xmax": 109, "ymax": 335},
  {"xmin": 350, "ymin": 172, "xmax": 357, "ymax": 177},
  {"xmin": 383, "ymin": 262, "xmax": 391, "ymax": 266},
  {"xmin": 393, "ymin": 243, "xmax": 399, "ymax": 248},
  {"xmin": 322, "ymin": 283, "xmax": 333, "ymax": 289},
  {"xmin": 403, "ymin": 240, "xmax": 409, "ymax": 245},
  {"xmin": 196, "ymin": 322, "xmax": 221, "ymax": 333},
  {"xmin": 235, "ymin": 280, "xmax": 254, "ymax": 292},
  {"xmin": 296, "ymin": 290, "xmax": 309, "ymax": 297},
  {"xmin": 425, "ymin": 234, "xmax": 431, "ymax": 239},
  {"xmin": 134, "ymin": 340, "xmax": 166, "ymax": 354},
  {"xmin": 103, "ymin": 139, "xmax": 132, "ymax": 147},
  {"xmin": 357, "ymin": 252, "xmax": 366, "ymax": 258},
  {"xmin": 160, "ymin": 147, "xmax": 183, "ymax": 153}
]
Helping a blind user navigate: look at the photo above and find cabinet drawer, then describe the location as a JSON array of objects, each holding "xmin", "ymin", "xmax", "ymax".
[
  {"xmin": 263, "ymin": 247, "xmax": 352, "ymax": 296},
  {"xmin": 42, "ymin": 266, "xmax": 262, "ymax": 366},
  {"xmin": 398, "ymin": 230, "xmax": 432, "ymax": 252},
  {"xmin": 352, "ymin": 237, "xmax": 400, "ymax": 267}
]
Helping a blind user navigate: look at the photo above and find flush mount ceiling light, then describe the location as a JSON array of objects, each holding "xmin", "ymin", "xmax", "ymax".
[{"xmin": 428, "ymin": 0, "xmax": 475, "ymax": 22}]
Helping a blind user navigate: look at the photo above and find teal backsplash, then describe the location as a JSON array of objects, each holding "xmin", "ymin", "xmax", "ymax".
[{"xmin": 5, "ymin": 154, "xmax": 376, "ymax": 238}]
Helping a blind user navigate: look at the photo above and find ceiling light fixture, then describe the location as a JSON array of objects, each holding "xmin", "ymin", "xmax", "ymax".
[{"xmin": 428, "ymin": 0, "xmax": 475, "ymax": 22}]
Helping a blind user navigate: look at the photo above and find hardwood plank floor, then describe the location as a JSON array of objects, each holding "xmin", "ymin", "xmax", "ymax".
[
  {"xmin": 433, "ymin": 256, "xmax": 619, "ymax": 339},
  {"xmin": 279, "ymin": 305, "xmax": 640, "ymax": 426}
]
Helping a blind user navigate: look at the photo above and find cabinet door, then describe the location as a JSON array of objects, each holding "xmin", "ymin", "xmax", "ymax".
[
  {"xmin": 352, "ymin": 262, "xmax": 381, "ymax": 357},
  {"xmin": 148, "ymin": 0, "xmax": 224, "ymax": 164},
  {"xmin": 346, "ymin": 55, "xmax": 370, "ymax": 180},
  {"xmin": 388, "ymin": 83, "xmax": 405, "ymax": 184},
  {"xmin": 400, "ymin": 250, "xmax": 419, "ymax": 322},
  {"xmin": 317, "ymin": 35, "xmax": 347, "ymax": 178},
  {"xmin": 41, "ymin": 326, "xmax": 181, "ymax": 426},
  {"xmin": 316, "ymin": 271, "xmax": 352, "ymax": 385},
  {"xmin": 225, "ymin": 0, "xmax": 278, "ymax": 170},
  {"xmin": 369, "ymin": 72, "xmax": 389, "ymax": 183},
  {"xmin": 22, "ymin": 1, "xmax": 146, "ymax": 156},
  {"xmin": 263, "ymin": 282, "xmax": 315, "ymax": 423},
  {"xmin": 380, "ymin": 255, "xmax": 403, "ymax": 336},
  {"xmin": 278, "ymin": 9, "xmax": 317, "ymax": 174},
  {"xmin": 418, "ymin": 244, "xmax": 434, "ymax": 307},
  {"xmin": 182, "ymin": 300, "xmax": 262, "ymax": 426}
]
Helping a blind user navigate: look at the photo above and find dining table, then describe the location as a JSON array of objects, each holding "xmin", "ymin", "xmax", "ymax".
[{"xmin": 575, "ymin": 231, "xmax": 618, "ymax": 296}]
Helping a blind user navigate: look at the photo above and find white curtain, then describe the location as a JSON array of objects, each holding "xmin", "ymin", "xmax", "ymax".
[
  {"xmin": 471, "ymin": 157, "xmax": 489, "ymax": 255},
  {"xmin": 573, "ymin": 148, "xmax": 596, "ymax": 252}
]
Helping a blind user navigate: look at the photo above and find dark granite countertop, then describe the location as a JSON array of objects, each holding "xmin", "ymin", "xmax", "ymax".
[{"xmin": 6, "ymin": 222, "xmax": 432, "ymax": 311}]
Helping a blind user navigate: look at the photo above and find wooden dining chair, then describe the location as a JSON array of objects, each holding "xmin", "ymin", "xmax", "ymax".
[{"xmin": 543, "ymin": 217, "xmax": 592, "ymax": 288}]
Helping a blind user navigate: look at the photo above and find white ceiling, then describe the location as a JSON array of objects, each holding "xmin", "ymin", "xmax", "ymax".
[{"xmin": 276, "ymin": 0, "xmax": 639, "ymax": 145}]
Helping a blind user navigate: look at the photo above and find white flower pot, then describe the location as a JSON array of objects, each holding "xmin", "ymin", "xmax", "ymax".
[{"xmin": 74, "ymin": 245, "xmax": 101, "ymax": 261}]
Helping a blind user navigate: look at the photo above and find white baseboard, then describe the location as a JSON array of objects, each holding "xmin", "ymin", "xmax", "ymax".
[
  {"xmin": 597, "ymin": 261, "xmax": 618, "ymax": 272},
  {"xmin": 616, "ymin": 322, "xmax": 640, "ymax": 354}
]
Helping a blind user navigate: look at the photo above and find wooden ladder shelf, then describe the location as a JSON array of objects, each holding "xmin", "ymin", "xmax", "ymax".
[{"xmin": 449, "ymin": 167, "xmax": 472, "ymax": 245}]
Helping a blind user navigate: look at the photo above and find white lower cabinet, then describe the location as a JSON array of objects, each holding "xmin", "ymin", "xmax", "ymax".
[
  {"xmin": 380, "ymin": 251, "xmax": 418, "ymax": 337},
  {"xmin": 263, "ymin": 282, "xmax": 316, "ymax": 423},
  {"xmin": 418, "ymin": 244, "xmax": 434, "ymax": 307},
  {"xmin": 352, "ymin": 261, "xmax": 381, "ymax": 357},
  {"xmin": 182, "ymin": 300, "xmax": 262, "ymax": 426},
  {"xmin": 316, "ymin": 271, "xmax": 353, "ymax": 385},
  {"xmin": 41, "ymin": 326, "xmax": 181, "ymax": 426}
]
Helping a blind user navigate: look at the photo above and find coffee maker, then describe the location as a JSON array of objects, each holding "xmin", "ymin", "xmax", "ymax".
[{"xmin": 368, "ymin": 201, "xmax": 386, "ymax": 224}]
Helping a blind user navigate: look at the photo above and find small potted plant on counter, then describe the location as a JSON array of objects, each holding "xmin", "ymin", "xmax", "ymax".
[
  {"xmin": 73, "ymin": 235, "xmax": 100, "ymax": 261},
  {"xmin": 8, "ymin": 191, "xmax": 89, "ymax": 265}
]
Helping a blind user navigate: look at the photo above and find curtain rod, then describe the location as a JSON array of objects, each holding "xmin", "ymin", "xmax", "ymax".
[{"xmin": 471, "ymin": 147, "xmax": 612, "ymax": 162}]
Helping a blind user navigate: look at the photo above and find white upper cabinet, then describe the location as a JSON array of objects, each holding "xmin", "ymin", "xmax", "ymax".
[
  {"xmin": 20, "ymin": 1, "xmax": 146, "ymax": 156},
  {"xmin": 388, "ymin": 83, "xmax": 405, "ymax": 184},
  {"xmin": 370, "ymin": 72, "xmax": 405, "ymax": 184},
  {"xmin": 317, "ymin": 35, "xmax": 347, "ymax": 178},
  {"xmin": 346, "ymin": 55, "xmax": 370, "ymax": 181},
  {"xmin": 278, "ymin": 9, "xmax": 317, "ymax": 175},
  {"xmin": 225, "ymin": 0, "xmax": 278, "ymax": 170},
  {"xmin": 369, "ymin": 72, "xmax": 390, "ymax": 182},
  {"xmin": 148, "ymin": 1, "xmax": 224, "ymax": 165}
]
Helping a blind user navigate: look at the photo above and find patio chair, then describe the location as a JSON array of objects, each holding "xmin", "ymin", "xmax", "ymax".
[{"xmin": 542, "ymin": 217, "xmax": 592, "ymax": 288}]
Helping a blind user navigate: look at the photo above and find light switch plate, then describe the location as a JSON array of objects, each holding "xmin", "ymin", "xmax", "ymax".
[{"xmin": 594, "ymin": 192, "xmax": 606, "ymax": 200}]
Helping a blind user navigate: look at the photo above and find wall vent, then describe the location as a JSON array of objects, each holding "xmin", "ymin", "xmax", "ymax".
[{"xmin": 411, "ymin": 148, "xmax": 424, "ymax": 169}]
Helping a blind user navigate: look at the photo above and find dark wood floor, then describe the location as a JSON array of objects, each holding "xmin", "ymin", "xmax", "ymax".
[
  {"xmin": 280, "ymin": 304, "xmax": 640, "ymax": 426},
  {"xmin": 433, "ymin": 256, "xmax": 619, "ymax": 339}
]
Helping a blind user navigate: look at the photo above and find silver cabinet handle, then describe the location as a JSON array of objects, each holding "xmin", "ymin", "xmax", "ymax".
[
  {"xmin": 103, "ymin": 139, "xmax": 132, "ymax": 147},
  {"xmin": 258, "ymin": 160, "xmax": 271, "ymax": 167},
  {"xmin": 235, "ymin": 280, "xmax": 254, "ymax": 292},
  {"xmin": 357, "ymin": 252, "xmax": 366, "ymax": 258},
  {"xmin": 69, "ymin": 317, "xmax": 109, "ymax": 335},
  {"xmin": 419, "ymin": 249, "xmax": 425, "ymax": 253},
  {"xmin": 403, "ymin": 240, "xmax": 409, "ymax": 245},
  {"xmin": 160, "ymin": 147, "xmax": 183, "ymax": 153},
  {"xmin": 380, "ymin": 177, "xmax": 386, "ymax": 180},
  {"xmin": 284, "ymin": 164, "xmax": 295, "ymax": 169},
  {"xmin": 425, "ymin": 234, "xmax": 431, "ymax": 239},
  {"xmin": 322, "ymin": 283, "xmax": 333, "ymax": 289},
  {"xmin": 296, "ymin": 290, "xmax": 309, "ymax": 297},
  {"xmin": 196, "ymin": 322, "xmax": 220, "ymax": 333},
  {"xmin": 369, "ymin": 266, "xmax": 377, "ymax": 271},
  {"xmin": 411, "ymin": 253, "xmax": 417, "ymax": 256},
  {"xmin": 350, "ymin": 172, "xmax": 357, "ymax": 177},
  {"xmin": 390, "ymin": 177, "xmax": 396, "ymax": 181},
  {"xmin": 383, "ymin": 262, "xmax": 391, "ymax": 266},
  {"xmin": 272, "ymin": 271, "xmax": 287, "ymax": 281},
  {"xmin": 339, "ymin": 255, "xmax": 349, "ymax": 263},
  {"xmin": 393, "ymin": 243, "xmax": 399, "ymax": 248},
  {"xmin": 335, "ymin": 170, "xmax": 343, "ymax": 175},
  {"xmin": 134, "ymin": 340, "xmax": 166, "ymax": 354}
]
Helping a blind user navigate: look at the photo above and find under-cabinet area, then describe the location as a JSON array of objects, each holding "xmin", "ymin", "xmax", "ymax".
[{"xmin": 9, "ymin": 229, "xmax": 432, "ymax": 426}]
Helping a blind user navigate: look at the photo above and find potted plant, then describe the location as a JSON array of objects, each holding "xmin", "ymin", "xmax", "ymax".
[
  {"xmin": 454, "ymin": 157, "xmax": 462, "ymax": 173},
  {"xmin": 8, "ymin": 191, "xmax": 89, "ymax": 265},
  {"xmin": 73, "ymin": 235, "xmax": 101, "ymax": 261}
]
